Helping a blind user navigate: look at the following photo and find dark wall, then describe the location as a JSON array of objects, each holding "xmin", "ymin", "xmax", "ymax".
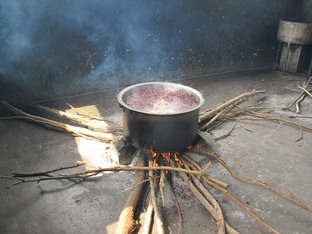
[
  {"xmin": 296, "ymin": 0, "xmax": 312, "ymax": 22},
  {"xmin": 0, "ymin": 0, "xmax": 298, "ymax": 101}
]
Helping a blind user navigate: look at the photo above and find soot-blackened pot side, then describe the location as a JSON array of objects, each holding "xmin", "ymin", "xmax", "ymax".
[{"xmin": 118, "ymin": 82, "xmax": 204, "ymax": 153}]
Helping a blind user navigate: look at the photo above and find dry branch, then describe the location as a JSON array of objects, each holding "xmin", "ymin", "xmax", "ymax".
[
  {"xmin": 198, "ymin": 89, "xmax": 265, "ymax": 124},
  {"xmin": 66, "ymin": 103, "xmax": 116, "ymax": 123},
  {"xmin": 285, "ymin": 77, "xmax": 312, "ymax": 113},
  {"xmin": 191, "ymin": 149, "xmax": 312, "ymax": 213},
  {"xmin": 35, "ymin": 104, "xmax": 122, "ymax": 133},
  {"xmin": 182, "ymin": 154, "xmax": 280, "ymax": 234},
  {"xmin": 203, "ymin": 176, "xmax": 280, "ymax": 234},
  {"xmin": 159, "ymin": 170, "xmax": 166, "ymax": 207},
  {"xmin": 148, "ymin": 159, "xmax": 166, "ymax": 234},
  {"xmin": 232, "ymin": 111, "xmax": 312, "ymax": 132},
  {"xmin": 178, "ymin": 169, "xmax": 238, "ymax": 234},
  {"xmin": 0, "ymin": 163, "xmax": 218, "ymax": 187},
  {"xmin": 116, "ymin": 156, "xmax": 146, "ymax": 234},
  {"xmin": 142, "ymin": 196, "xmax": 154, "ymax": 234},
  {"xmin": 181, "ymin": 154, "xmax": 228, "ymax": 189},
  {"xmin": 1, "ymin": 100, "xmax": 114, "ymax": 142},
  {"xmin": 181, "ymin": 158, "xmax": 226, "ymax": 234},
  {"xmin": 297, "ymin": 86, "xmax": 312, "ymax": 98}
]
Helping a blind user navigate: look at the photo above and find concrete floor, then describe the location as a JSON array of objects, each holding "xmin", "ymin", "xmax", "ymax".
[{"xmin": 0, "ymin": 70, "xmax": 312, "ymax": 234}]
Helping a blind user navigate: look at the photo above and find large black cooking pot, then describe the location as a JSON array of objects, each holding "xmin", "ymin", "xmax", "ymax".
[{"xmin": 117, "ymin": 82, "xmax": 204, "ymax": 152}]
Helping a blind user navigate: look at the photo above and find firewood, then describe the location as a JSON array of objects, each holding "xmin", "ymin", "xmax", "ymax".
[
  {"xmin": 159, "ymin": 169, "xmax": 166, "ymax": 207},
  {"xmin": 116, "ymin": 155, "xmax": 146, "ymax": 234},
  {"xmin": 191, "ymin": 149, "xmax": 312, "ymax": 213},
  {"xmin": 1, "ymin": 100, "xmax": 114, "ymax": 142},
  {"xmin": 142, "ymin": 196, "xmax": 154, "ymax": 234},
  {"xmin": 148, "ymin": 158, "xmax": 167, "ymax": 234},
  {"xmin": 35, "ymin": 104, "xmax": 122, "ymax": 133},
  {"xmin": 182, "ymin": 154, "xmax": 281, "ymax": 234},
  {"xmin": 285, "ymin": 77, "xmax": 312, "ymax": 113},
  {"xmin": 181, "ymin": 158, "xmax": 226, "ymax": 234},
  {"xmin": 198, "ymin": 89, "xmax": 265, "ymax": 124}
]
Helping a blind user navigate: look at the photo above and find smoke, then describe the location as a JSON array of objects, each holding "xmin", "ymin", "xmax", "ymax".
[
  {"xmin": 0, "ymin": 0, "xmax": 297, "ymax": 101},
  {"xmin": 1, "ymin": 0, "xmax": 201, "ymax": 100}
]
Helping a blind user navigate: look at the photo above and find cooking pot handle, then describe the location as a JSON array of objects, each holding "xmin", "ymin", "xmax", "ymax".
[
  {"xmin": 129, "ymin": 110, "xmax": 136, "ymax": 116},
  {"xmin": 119, "ymin": 104, "xmax": 126, "ymax": 113},
  {"xmin": 119, "ymin": 104, "xmax": 136, "ymax": 116}
]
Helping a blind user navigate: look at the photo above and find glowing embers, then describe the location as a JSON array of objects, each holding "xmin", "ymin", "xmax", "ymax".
[{"xmin": 149, "ymin": 151, "xmax": 183, "ymax": 168}]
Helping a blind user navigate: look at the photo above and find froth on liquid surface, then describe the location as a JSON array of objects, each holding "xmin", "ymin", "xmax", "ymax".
[{"xmin": 125, "ymin": 88, "xmax": 199, "ymax": 114}]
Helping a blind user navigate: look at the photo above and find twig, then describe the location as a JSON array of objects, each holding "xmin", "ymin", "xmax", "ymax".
[
  {"xmin": 178, "ymin": 169, "xmax": 237, "ymax": 234},
  {"xmin": 148, "ymin": 158, "xmax": 166, "ymax": 234},
  {"xmin": 181, "ymin": 158, "xmax": 226, "ymax": 234},
  {"xmin": 11, "ymin": 162, "xmax": 86, "ymax": 177},
  {"xmin": 214, "ymin": 121, "xmax": 239, "ymax": 141},
  {"xmin": 60, "ymin": 164, "xmax": 215, "ymax": 177},
  {"xmin": 199, "ymin": 108, "xmax": 227, "ymax": 131},
  {"xmin": 203, "ymin": 177, "xmax": 280, "ymax": 234},
  {"xmin": 1, "ymin": 174, "xmax": 97, "ymax": 191},
  {"xmin": 286, "ymin": 77, "xmax": 311, "ymax": 112},
  {"xmin": 121, "ymin": 176, "xmax": 160, "ymax": 193},
  {"xmin": 0, "ymin": 164, "xmax": 218, "ymax": 190},
  {"xmin": 182, "ymin": 154, "xmax": 279, "ymax": 234},
  {"xmin": 1, "ymin": 100, "xmax": 114, "ymax": 142},
  {"xmin": 191, "ymin": 149, "xmax": 312, "ymax": 213},
  {"xmin": 222, "ymin": 110, "xmax": 312, "ymax": 132},
  {"xmin": 295, "ymin": 94, "xmax": 305, "ymax": 113},
  {"xmin": 35, "ymin": 104, "xmax": 121, "ymax": 133},
  {"xmin": 181, "ymin": 154, "xmax": 228, "ymax": 188},
  {"xmin": 198, "ymin": 89, "xmax": 265, "ymax": 123},
  {"xmin": 66, "ymin": 103, "xmax": 115, "ymax": 123},
  {"xmin": 297, "ymin": 86, "xmax": 312, "ymax": 98}
]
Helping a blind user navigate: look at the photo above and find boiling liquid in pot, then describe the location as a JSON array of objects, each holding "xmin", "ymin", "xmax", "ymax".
[{"xmin": 125, "ymin": 88, "xmax": 199, "ymax": 114}]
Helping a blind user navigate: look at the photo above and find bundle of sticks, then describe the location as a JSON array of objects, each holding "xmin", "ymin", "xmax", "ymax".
[
  {"xmin": 198, "ymin": 87, "xmax": 312, "ymax": 134},
  {"xmin": 0, "ymin": 100, "xmax": 122, "ymax": 143}
]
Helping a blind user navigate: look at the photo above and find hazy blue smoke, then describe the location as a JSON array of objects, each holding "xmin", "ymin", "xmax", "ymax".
[
  {"xmin": 0, "ymin": 0, "xmax": 296, "ymax": 100},
  {"xmin": 0, "ymin": 0, "xmax": 191, "ymax": 98}
]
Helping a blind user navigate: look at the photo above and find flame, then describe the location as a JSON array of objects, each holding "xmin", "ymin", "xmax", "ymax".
[
  {"xmin": 186, "ymin": 145, "xmax": 193, "ymax": 150},
  {"xmin": 149, "ymin": 151, "xmax": 183, "ymax": 168},
  {"xmin": 146, "ymin": 144, "xmax": 194, "ymax": 168}
]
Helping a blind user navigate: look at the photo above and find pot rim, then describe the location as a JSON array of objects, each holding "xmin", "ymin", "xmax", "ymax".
[{"xmin": 117, "ymin": 82, "xmax": 205, "ymax": 115}]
